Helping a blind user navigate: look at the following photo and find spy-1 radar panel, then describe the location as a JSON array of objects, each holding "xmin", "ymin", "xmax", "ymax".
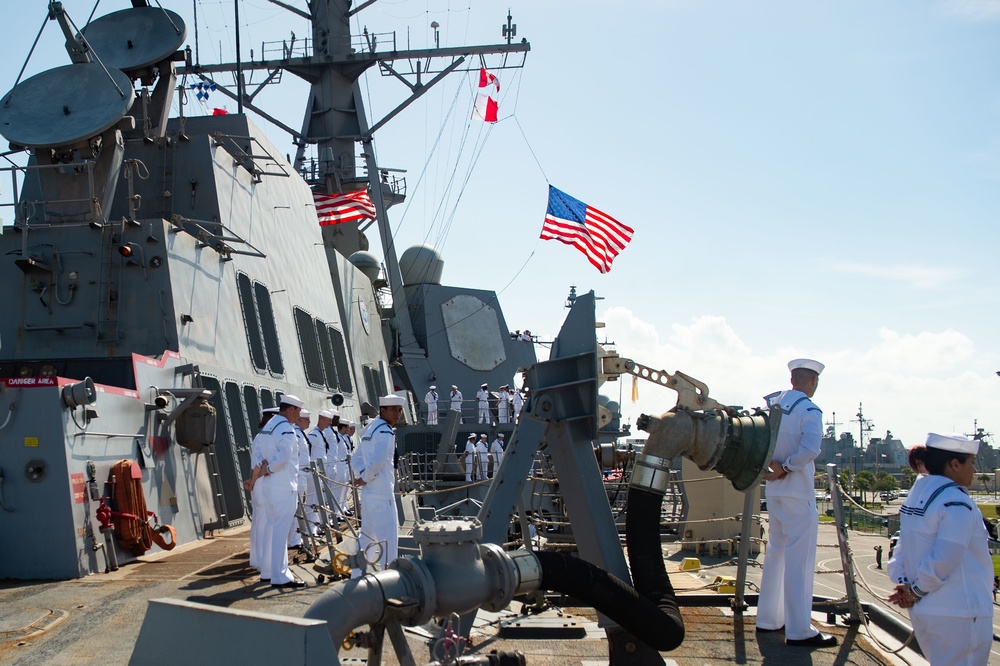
[
  {"xmin": 0, "ymin": 64, "xmax": 134, "ymax": 149},
  {"xmin": 81, "ymin": 7, "xmax": 187, "ymax": 74}
]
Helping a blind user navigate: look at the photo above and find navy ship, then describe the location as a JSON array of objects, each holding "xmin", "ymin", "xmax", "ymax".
[
  {"xmin": 0, "ymin": 0, "xmax": 530, "ymax": 580},
  {"xmin": 0, "ymin": 4, "xmax": 936, "ymax": 666}
]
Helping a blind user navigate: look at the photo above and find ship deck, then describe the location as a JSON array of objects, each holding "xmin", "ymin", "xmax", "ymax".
[{"xmin": 0, "ymin": 524, "xmax": 944, "ymax": 666}]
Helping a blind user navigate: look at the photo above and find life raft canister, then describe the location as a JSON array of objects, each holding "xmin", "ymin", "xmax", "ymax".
[{"xmin": 174, "ymin": 397, "xmax": 217, "ymax": 453}]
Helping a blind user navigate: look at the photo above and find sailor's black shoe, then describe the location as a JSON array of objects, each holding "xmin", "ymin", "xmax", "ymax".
[
  {"xmin": 786, "ymin": 633, "xmax": 837, "ymax": 647},
  {"xmin": 271, "ymin": 578, "xmax": 307, "ymax": 589}
]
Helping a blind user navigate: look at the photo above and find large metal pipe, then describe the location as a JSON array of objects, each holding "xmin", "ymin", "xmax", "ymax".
[
  {"xmin": 305, "ymin": 517, "xmax": 694, "ymax": 661},
  {"xmin": 303, "ymin": 569, "xmax": 419, "ymax": 651},
  {"xmin": 635, "ymin": 406, "xmax": 775, "ymax": 493},
  {"xmin": 304, "ymin": 519, "xmax": 544, "ymax": 661},
  {"xmin": 620, "ymin": 405, "xmax": 776, "ymax": 653}
]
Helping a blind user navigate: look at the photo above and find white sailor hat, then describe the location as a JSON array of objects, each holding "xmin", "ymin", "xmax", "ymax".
[
  {"xmin": 379, "ymin": 394, "xmax": 406, "ymax": 407},
  {"xmin": 925, "ymin": 432, "xmax": 979, "ymax": 455},
  {"xmin": 279, "ymin": 394, "xmax": 305, "ymax": 408},
  {"xmin": 481, "ymin": 383, "xmax": 488, "ymax": 388},
  {"xmin": 468, "ymin": 433, "xmax": 477, "ymax": 440},
  {"xmin": 318, "ymin": 409, "xmax": 335, "ymax": 419},
  {"xmin": 337, "ymin": 420, "xmax": 350, "ymax": 428},
  {"xmin": 349, "ymin": 421, "xmax": 357, "ymax": 428},
  {"xmin": 451, "ymin": 384, "xmax": 458, "ymax": 389},
  {"xmin": 787, "ymin": 358, "xmax": 824, "ymax": 375},
  {"xmin": 497, "ymin": 433, "xmax": 504, "ymax": 438},
  {"xmin": 480, "ymin": 433, "xmax": 488, "ymax": 438},
  {"xmin": 299, "ymin": 409, "xmax": 311, "ymax": 418},
  {"xmin": 263, "ymin": 407, "xmax": 280, "ymax": 414},
  {"xmin": 429, "ymin": 385, "xmax": 436, "ymax": 390}
]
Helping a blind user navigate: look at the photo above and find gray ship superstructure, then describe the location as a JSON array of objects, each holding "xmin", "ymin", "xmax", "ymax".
[{"xmin": 0, "ymin": 0, "xmax": 529, "ymax": 579}]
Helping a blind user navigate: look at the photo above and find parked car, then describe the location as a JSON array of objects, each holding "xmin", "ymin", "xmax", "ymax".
[{"xmin": 888, "ymin": 531, "xmax": 900, "ymax": 559}]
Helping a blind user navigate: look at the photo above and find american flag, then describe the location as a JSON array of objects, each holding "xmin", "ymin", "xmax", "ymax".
[
  {"xmin": 313, "ymin": 189, "xmax": 376, "ymax": 225},
  {"xmin": 540, "ymin": 186, "xmax": 634, "ymax": 273}
]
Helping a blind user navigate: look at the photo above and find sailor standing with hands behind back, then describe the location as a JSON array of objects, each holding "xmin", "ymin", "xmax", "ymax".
[
  {"xmin": 476, "ymin": 383, "xmax": 490, "ymax": 424},
  {"xmin": 258, "ymin": 394, "xmax": 308, "ymax": 588},
  {"xmin": 352, "ymin": 394, "xmax": 404, "ymax": 577},
  {"xmin": 887, "ymin": 432, "xmax": 993, "ymax": 666},
  {"xmin": 424, "ymin": 385, "xmax": 439, "ymax": 425},
  {"xmin": 450, "ymin": 385, "xmax": 464, "ymax": 423},
  {"xmin": 757, "ymin": 359, "xmax": 836, "ymax": 647}
]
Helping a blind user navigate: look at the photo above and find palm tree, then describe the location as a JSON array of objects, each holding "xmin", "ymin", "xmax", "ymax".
[
  {"xmin": 854, "ymin": 471, "xmax": 876, "ymax": 505},
  {"xmin": 901, "ymin": 467, "xmax": 916, "ymax": 489}
]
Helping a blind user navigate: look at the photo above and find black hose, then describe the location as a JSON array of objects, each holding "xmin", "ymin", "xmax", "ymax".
[
  {"xmin": 534, "ymin": 550, "xmax": 684, "ymax": 651},
  {"xmin": 625, "ymin": 486, "xmax": 685, "ymax": 645}
]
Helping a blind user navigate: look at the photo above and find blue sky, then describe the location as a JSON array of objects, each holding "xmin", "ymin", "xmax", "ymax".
[{"xmin": 3, "ymin": 1, "xmax": 999, "ymax": 453}]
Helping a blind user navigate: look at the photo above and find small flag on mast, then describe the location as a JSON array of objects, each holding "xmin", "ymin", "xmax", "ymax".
[
  {"xmin": 313, "ymin": 189, "xmax": 376, "ymax": 225},
  {"xmin": 472, "ymin": 67, "xmax": 500, "ymax": 123},
  {"xmin": 540, "ymin": 186, "xmax": 634, "ymax": 273}
]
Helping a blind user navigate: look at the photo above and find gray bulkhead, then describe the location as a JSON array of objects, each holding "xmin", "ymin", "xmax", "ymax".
[{"xmin": 0, "ymin": 114, "xmax": 391, "ymax": 579}]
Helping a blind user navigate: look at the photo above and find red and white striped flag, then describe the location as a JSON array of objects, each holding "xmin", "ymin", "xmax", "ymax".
[
  {"xmin": 540, "ymin": 186, "xmax": 634, "ymax": 273},
  {"xmin": 472, "ymin": 67, "xmax": 499, "ymax": 123},
  {"xmin": 313, "ymin": 189, "xmax": 376, "ymax": 225}
]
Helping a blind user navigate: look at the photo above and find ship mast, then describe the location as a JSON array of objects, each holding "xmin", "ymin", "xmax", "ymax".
[{"xmin": 181, "ymin": 0, "xmax": 529, "ymax": 377}]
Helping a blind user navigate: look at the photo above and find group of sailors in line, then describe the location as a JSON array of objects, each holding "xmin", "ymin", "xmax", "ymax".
[
  {"xmin": 462, "ymin": 432, "xmax": 506, "ymax": 482},
  {"xmin": 244, "ymin": 394, "xmax": 371, "ymax": 588},
  {"xmin": 423, "ymin": 383, "xmax": 526, "ymax": 425}
]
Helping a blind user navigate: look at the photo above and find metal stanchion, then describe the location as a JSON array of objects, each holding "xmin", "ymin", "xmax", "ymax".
[{"xmin": 827, "ymin": 463, "xmax": 863, "ymax": 623}]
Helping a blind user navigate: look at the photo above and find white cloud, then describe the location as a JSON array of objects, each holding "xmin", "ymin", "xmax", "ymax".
[
  {"xmin": 598, "ymin": 307, "xmax": 1000, "ymax": 451},
  {"xmin": 830, "ymin": 261, "xmax": 962, "ymax": 289},
  {"xmin": 850, "ymin": 327, "xmax": 975, "ymax": 374}
]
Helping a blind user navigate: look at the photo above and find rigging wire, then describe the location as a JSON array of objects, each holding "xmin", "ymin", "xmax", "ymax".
[
  {"xmin": 514, "ymin": 116, "xmax": 548, "ymax": 184},
  {"xmin": 86, "ymin": 1, "xmax": 103, "ymax": 26}
]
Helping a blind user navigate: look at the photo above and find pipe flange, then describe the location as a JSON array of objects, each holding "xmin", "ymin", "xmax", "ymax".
[
  {"xmin": 389, "ymin": 556, "xmax": 437, "ymax": 626},
  {"xmin": 479, "ymin": 543, "xmax": 516, "ymax": 612},
  {"xmin": 412, "ymin": 517, "xmax": 483, "ymax": 546}
]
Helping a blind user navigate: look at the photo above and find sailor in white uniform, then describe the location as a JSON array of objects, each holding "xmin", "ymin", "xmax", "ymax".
[
  {"xmin": 475, "ymin": 434, "xmax": 490, "ymax": 480},
  {"xmin": 344, "ymin": 421, "xmax": 359, "ymax": 515},
  {"xmin": 757, "ymin": 359, "xmax": 836, "ymax": 647},
  {"xmin": 258, "ymin": 394, "xmax": 307, "ymax": 587},
  {"xmin": 424, "ymin": 386, "xmax": 439, "ymax": 425},
  {"xmin": 306, "ymin": 410, "xmax": 335, "ymax": 534},
  {"xmin": 450, "ymin": 385, "xmax": 464, "ymax": 423},
  {"xmin": 489, "ymin": 432, "xmax": 505, "ymax": 477},
  {"xmin": 247, "ymin": 407, "xmax": 279, "ymax": 571},
  {"xmin": 498, "ymin": 385, "xmax": 511, "ymax": 424},
  {"xmin": 287, "ymin": 409, "xmax": 312, "ymax": 547},
  {"xmin": 887, "ymin": 432, "xmax": 993, "ymax": 666},
  {"xmin": 352, "ymin": 394, "xmax": 404, "ymax": 577},
  {"xmin": 511, "ymin": 387, "xmax": 524, "ymax": 421},
  {"xmin": 476, "ymin": 384, "xmax": 490, "ymax": 424},
  {"xmin": 463, "ymin": 434, "xmax": 478, "ymax": 481},
  {"xmin": 333, "ymin": 420, "xmax": 352, "ymax": 518}
]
